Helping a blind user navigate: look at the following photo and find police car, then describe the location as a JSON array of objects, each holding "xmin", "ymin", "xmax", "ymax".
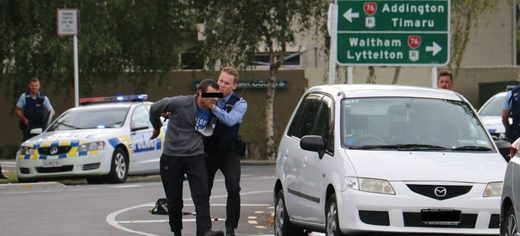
[
  {"xmin": 16, "ymin": 95, "xmax": 165, "ymax": 184},
  {"xmin": 478, "ymin": 91, "xmax": 509, "ymax": 140}
]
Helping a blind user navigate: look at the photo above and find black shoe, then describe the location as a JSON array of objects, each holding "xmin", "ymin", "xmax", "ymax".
[
  {"xmin": 226, "ymin": 228, "xmax": 235, "ymax": 236},
  {"xmin": 203, "ymin": 229, "xmax": 224, "ymax": 236}
]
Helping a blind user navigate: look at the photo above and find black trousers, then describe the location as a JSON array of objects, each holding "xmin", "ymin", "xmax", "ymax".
[
  {"xmin": 160, "ymin": 153, "xmax": 211, "ymax": 236},
  {"xmin": 207, "ymin": 150, "xmax": 241, "ymax": 229},
  {"xmin": 508, "ymin": 127, "xmax": 520, "ymax": 143}
]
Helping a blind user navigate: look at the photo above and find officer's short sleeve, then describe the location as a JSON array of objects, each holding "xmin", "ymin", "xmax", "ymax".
[
  {"xmin": 43, "ymin": 96, "xmax": 53, "ymax": 111},
  {"xmin": 504, "ymin": 91, "xmax": 513, "ymax": 110},
  {"xmin": 16, "ymin": 94, "xmax": 25, "ymax": 108}
]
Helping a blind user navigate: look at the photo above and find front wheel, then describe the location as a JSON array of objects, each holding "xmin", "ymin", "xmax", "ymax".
[
  {"xmin": 106, "ymin": 147, "xmax": 128, "ymax": 184},
  {"xmin": 274, "ymin": 189, "xmax": 307, "ymax": 236},
  {"xmin": 501, "ymin": 206, "xmax": 520, "ymax": 236},
  {"xmin": 326, "ymin": 193, "xmax": 343, "ymax": 236}
]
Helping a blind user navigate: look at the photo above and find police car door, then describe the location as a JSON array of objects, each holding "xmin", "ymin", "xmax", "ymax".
[{"xmin": 129, "ymin": 104, "xmax": 160, "ymax": 174}]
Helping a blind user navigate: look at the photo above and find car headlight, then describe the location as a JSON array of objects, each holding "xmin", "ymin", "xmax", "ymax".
[
  {"xmin": 345, "ymin": 177, "xmax": 395, "ymax": 195},
  {"xmin": 483, "ymin": 181, "xmax": 503, "ymax": 197},
  {"xmin": 78, "ymin": 141, "xmax": 105, "ymax": 152},
  {"xmin": 19, "ymin": 146, "xmax": 33, "ymax": 155}
]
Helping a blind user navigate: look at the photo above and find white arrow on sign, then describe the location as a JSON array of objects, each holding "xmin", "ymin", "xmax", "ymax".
[
  {"xmin": 426, "ymin": 42, "xmax": 442, "ymax": 56},
  {"xmin": 343, "ymin": 8, "xmax": 359, "ymax": 23}
]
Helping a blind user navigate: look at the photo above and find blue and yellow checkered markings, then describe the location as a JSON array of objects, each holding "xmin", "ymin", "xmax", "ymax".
[
  {"xmin": 18, "ymin": 139, "xmax": 86, "ymax": 160},
  {"xmin": 108, "ymin": 137, "xmax": 121, "ymax": 148}
]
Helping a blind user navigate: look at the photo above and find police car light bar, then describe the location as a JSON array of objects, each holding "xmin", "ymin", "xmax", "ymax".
[{"xmin": 79, "ymin": 94, "xmax": 148, "ymax": 105}]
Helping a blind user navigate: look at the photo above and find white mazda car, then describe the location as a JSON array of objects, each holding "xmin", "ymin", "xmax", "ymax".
[
  {"xmin": 16, "ymin": 95, "xmax": 166, "ymax": 184},
  {"xmin": 274, "ymin": 84, "xmax": 507, "ymax": 235}
]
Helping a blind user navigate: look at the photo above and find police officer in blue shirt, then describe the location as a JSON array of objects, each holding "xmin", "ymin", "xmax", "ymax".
[
  {"xmin": 15, "ymin": 77, "xmax": 54, "ymax": 141},
  {"xmin": 206, "ymin": 67, "xmax": 247, "ymax": 236}
]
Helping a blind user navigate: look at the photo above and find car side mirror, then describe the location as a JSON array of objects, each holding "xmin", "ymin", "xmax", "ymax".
[
  {"xmin": 30, "ymin": 128, "xmax": 43, "ymax": 135},
  {"xmin": 300, "ymin": 135, "xmax": 326, "ymax": 159}
]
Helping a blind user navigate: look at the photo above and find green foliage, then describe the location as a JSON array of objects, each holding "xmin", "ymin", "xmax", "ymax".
[
  {"xmin": 0, "ymin": 0, "xmax": 194, "ymax": 100},
  {"xmin": 196, "ymin": 0, "xmax": 328, "ymax": 70}
]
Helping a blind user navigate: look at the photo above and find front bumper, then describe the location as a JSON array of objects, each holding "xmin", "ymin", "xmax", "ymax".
[{"xmin": 336, "ymin": 181, "xmax": 500, "ymax": 235}]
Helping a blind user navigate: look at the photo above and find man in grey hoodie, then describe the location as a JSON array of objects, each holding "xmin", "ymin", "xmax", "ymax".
[{"xmin": 150, "ymin": 79, "xmax": 223, "ymax": 236}]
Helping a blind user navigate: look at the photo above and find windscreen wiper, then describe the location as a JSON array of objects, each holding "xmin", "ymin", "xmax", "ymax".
[
  {"xmin": 349, "ymin": 144, "xmax": 448, "ymax": 151},
  {"xmin": 451, "ymin": 145, "xmax": 492, "ymax": 151}
]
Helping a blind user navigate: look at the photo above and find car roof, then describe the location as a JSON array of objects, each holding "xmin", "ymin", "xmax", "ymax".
[
  {"xmin": 308, "ymin": 84, "xmax": 463, "ymax": 101},
  {"xmin": 491, "ymin": 91, "xmax": 508, "ymax": 97},
  {"xmin": 65, "ymin": 101, "xmax": 151, "ymax": 112}
]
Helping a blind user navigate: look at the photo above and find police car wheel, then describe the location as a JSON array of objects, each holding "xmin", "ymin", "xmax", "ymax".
[{"xmin": 106, "ymin": 147, "xmax": 128, "ymax": 184}]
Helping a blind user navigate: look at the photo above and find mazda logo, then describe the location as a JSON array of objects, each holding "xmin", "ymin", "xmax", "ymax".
[
  {"xmin": 434, "ymin": 187, "xmax": 447, "ymax": 197},
  {"xmin": 50, "ymin": 146, "xmax": 58, "ymax": 155}
]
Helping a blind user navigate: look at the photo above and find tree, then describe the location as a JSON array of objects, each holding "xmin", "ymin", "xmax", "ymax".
[
  {"xmin": 197, "ymin": 0, "xmax": 329, "ymax": 160},
  {"xmin": 0, "ymin": 0, "xmax": 193, "ymax": 100}
]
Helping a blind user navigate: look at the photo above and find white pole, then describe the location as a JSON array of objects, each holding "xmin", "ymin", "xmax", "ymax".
[
  {"xmin": 73, "ymin": 35, "xmax": 79, "ymax": 107},
  {"xmin": 347, "ymin": 66, "xmax": 353, "ymax": 84},
  {"xmin": 328, "ymin": 3, "xmax": 337, "ymax": 85},
  {"xmin": 432, "ymin": 67, "xmax": 438, "ymax": 88}
]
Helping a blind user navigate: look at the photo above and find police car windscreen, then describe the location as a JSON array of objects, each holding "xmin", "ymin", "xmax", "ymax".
[{"xmin": 48, "ymin": 107, "xmax": 129, "ymax": 131}]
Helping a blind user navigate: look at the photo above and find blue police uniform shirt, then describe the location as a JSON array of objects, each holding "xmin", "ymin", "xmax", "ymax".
[
  {"xmin": 211, "ymin": 94, "xmax": 247, "ymax": 127},
  {"xmin": 504, "ymin": 90, "xmax": 513, "ymax": 110},
  {"xmin": 16, "ymin": 92, "xmax": 53, "ymax": 111}
]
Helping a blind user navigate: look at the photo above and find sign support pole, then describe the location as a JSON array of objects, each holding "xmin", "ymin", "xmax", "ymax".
[
  {"xmin": 347, "ymin": 67, "xmax": 353, "ymax": 84},
  {"xmin": 73, "ymin": 35, "xmax": 79, "ymax": 107},
  {"xmin": 328, "ymin": 3, "xmax": 337, "ymax": 85},
  {"xmin": 432, "ymin": 66, "xmax": 438, "ymax": 88},
  {"xmin": 57, "ymin": 9, "xmax": 80, "ymax": 106}
]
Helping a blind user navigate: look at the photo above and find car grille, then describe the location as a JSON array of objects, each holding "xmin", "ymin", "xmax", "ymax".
[
  {"xmin": 38, "ymin": 146, "xmax": 72, "ymax": 155},
  {"xmin": 82, "ymin": 163, "xmax": 100, "ymax": 171},
  {"xmin": 36, "ymin": 166, "xmax": 73, "ymax": 173},
  {"xmin": 407, "ymin": 184, "xmax": 472, "ymax": 200}
]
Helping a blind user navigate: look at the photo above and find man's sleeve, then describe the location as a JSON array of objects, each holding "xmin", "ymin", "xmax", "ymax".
[
  {"xmin": 211, "ymin": 98, "xmax": 247, "ymax": 127},
  {"xmin": 43, "ymin": 96, "xmax": 54, "ymax": 111},
  {"xmin": 16, "ymin": 94, "xmax": 25, "ymax": 108},
  {"xmin": 150, "ymin": 97, "xmax": 175, "ymax": 130},
  {"xmin": 503, "ymin": 91, "xmax": 513, "ymax": 110}
]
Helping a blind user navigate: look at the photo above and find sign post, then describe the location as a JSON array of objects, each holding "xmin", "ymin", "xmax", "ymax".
[
  {"xmin": 336, "ymin": 0, "xmax": 450, "ymax": 66},
  {"xmin": 57, "ymin": 9, "xmax": 80, "ymax": 107}
]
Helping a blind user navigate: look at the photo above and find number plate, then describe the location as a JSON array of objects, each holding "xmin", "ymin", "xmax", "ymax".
[
  {"xmin": 42, "ymin": 159, "xmax": 63, "ymax": 168},
  {"xmin": 421, "ymin": 209, "xmax": 461, "ymax": 226}
]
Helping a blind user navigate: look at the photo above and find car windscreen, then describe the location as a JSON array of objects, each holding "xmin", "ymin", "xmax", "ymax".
[
  {"xmin": 342, "ymin": 97, "xmax": 494, "ymax": 151},
  {"xmin": 47, "ymin": 107, "xmax": 129, "ymax": 131},
  {"xmin": 478, "ymin": 95, "xmax": 504, "ymax": 116}
]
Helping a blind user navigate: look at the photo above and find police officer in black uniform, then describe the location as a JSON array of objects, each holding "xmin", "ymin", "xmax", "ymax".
[
  {"xmin": 206, "ymin": 67, "xmax": 247, "ymax": 236},
  {"xmin": 15, "ymin": 77, "xmax": 54, "ymax": 141}
]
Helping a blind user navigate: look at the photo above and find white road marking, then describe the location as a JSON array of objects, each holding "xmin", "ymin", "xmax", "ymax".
[{"xmin": 106, "ymin": 190, "xmax": 272, "ymax": 236}]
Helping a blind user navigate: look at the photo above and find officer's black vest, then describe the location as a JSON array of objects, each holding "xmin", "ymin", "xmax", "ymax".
[
  {"xmin": 23, "ymin": 91, "xmax": 46, "ymax": 128},
  {"xmin": 205, "ymin": 93, "xmax": 242, "ymax": 152}
]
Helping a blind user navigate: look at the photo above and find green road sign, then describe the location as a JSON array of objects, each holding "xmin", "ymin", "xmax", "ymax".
[{"xmin": 336, "ymin": 0, "xmax": 450, "ymax": 66}]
